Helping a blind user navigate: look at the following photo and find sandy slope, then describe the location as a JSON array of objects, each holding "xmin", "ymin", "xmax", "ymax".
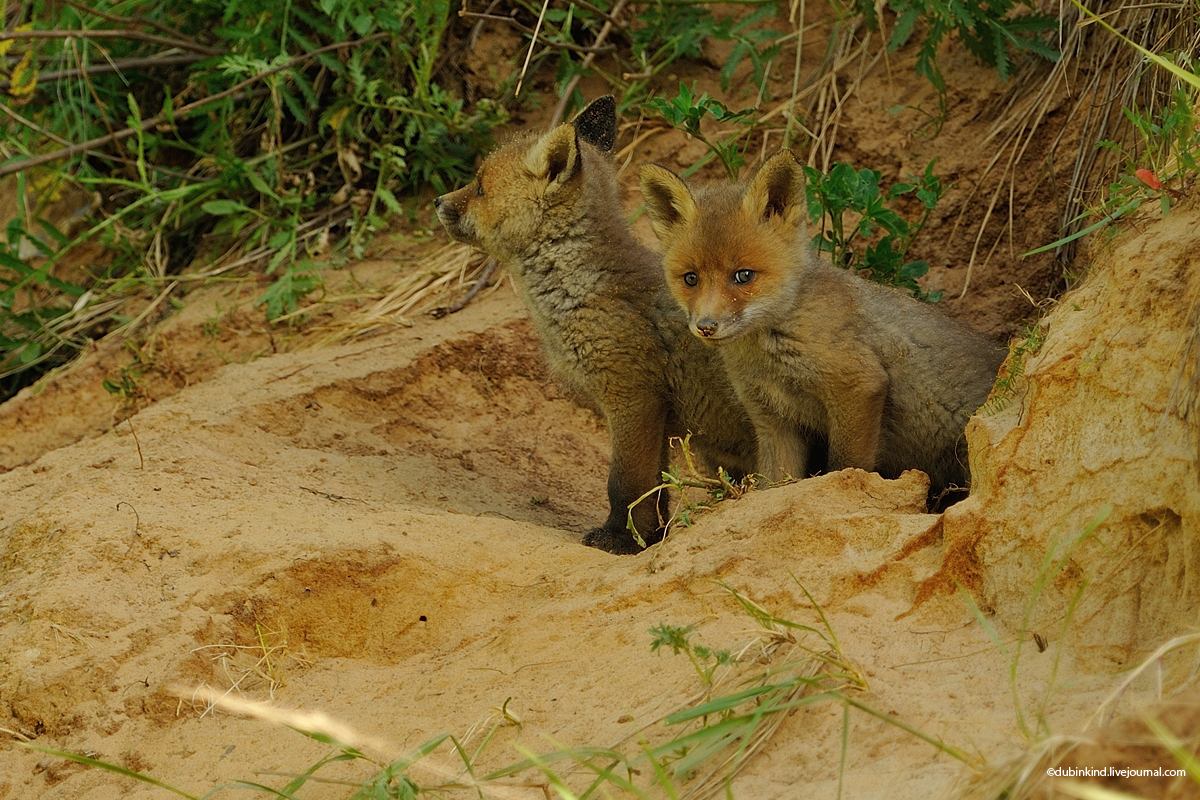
[{"xmin": 1, "ymin": 200, "xmax": 1198, "ymax": 798}]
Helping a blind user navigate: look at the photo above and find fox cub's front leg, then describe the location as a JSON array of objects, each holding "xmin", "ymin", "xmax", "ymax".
[
  {"xmin": 582, "ymin": 400, "xmax": 670, "ymax": 554},
  {"xmin": 752, "ymin": 408, "xmax": 810, "ymax": 483},
  {"xmin": 823, "ymin": 362, "xmax": 888, "ymax": 472}
]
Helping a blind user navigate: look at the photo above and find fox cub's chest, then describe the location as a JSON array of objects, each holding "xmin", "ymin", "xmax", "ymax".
[{"xmin": 724, "ymin": 331, "xmax": 827, "ymax": 426}]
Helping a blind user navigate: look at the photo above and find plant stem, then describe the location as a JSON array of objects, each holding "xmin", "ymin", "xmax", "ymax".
[
  {"xmin": 0, "ymin": 28, "xmax": 222, "ymax": 56},
  {"xmin": 0, "ymin": 34, "xmax": 387, "ymax": 179}
]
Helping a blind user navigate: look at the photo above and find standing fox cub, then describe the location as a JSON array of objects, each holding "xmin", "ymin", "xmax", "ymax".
[
  {"xmin": 639, "ymin": 150, "xmax": 1004, "ymax": 496},
  {"xmin": 435, "ymin": 96, "xmax": 755, "ymax": 554}
]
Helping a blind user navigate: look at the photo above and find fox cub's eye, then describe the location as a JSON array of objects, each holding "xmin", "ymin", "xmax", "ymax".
[
  {"xmin": 682, "ymin": 272, "xmax": 699, "ymax": 287},
  {"xmin": 733, "ymin": 269, "xmax": 755, "ymax": 285}
]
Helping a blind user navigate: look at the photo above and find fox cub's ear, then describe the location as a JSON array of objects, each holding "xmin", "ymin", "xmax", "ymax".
[
  {"xmin": 639, "ymin": 164, "xmax": 697, "ymax": 245},
  {"xmin": 743, "ymin": 150, "xmax": 806, "ymax": 228},
  {"xmin": 571, "ymin": 95, "xmax": 617, "ymax": 153},
  {"xmin": 524, "ymin": 123, "xmax": 582, "ymax": 195}
]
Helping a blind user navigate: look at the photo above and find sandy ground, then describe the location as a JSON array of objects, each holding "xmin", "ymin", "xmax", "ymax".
[
  {"xmin": 2, "ymin": 9, "xmax": 1199, "ymax": 798},
  {"xmin": 2, "ymin": 231, "xmax": 1198, "ymax": 797}
]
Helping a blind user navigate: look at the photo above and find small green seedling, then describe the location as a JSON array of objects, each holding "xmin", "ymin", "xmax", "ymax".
[{"xmin": 804, "ymin": 160, "xmax": 946, "ymax": 300}]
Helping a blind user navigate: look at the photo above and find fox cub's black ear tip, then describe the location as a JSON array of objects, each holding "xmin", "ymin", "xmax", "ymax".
[{"xmin": 572, "ymin": 95, "xmax": 618, "ymax": 154}]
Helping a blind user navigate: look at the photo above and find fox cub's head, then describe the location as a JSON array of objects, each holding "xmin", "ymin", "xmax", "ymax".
[
  {"xmin": 639, "ymin": 150, "xmax": 809, "ymax": 343},
  {"xmin": 434, "ymin": 96, "xmax": 618, "ymax": 262}
]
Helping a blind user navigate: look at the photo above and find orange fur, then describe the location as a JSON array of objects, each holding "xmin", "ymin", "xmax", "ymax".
[{"xmin": 641, "ymin": 152, "xmax": 1005, "ymax": 496}]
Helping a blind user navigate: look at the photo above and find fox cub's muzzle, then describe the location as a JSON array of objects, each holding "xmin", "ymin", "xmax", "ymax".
[
  {"xmin": 433, "ymin": 194, "xmax": 459, "ymax": 225},
  {"xmin": 435, "ymin": 191, "xmax": 476, "ymax": 245},
  {"xmin": 694, "ymin": 318, "xmax": 720, "ymax": 338}
]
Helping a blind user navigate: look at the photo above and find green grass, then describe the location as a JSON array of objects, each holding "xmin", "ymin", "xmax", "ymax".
[
  {"xmin": 0, "ymin": 0, "xmax": 505, "ymax": 400},
  {"xmin": 979, "ymin": 322, "xmax": 1048, "ymax": 416},
  {"xmin": 23, "ymin": 581, "xmax": 975, "ymax": 799},
  {"xmin": 958, "ymin": 507, "xmax": 1111, "ymax": 742},
  {"xmin": 1025, "ymin": 83, "xmax": 1200, "ymax": 260},
  {"xmin": 0, "ymin": 0, "xmax": 1068, "ymax": 402}
]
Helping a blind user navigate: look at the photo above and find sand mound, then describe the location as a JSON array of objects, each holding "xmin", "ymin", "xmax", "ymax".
[
  {"xmin": 944, "ymin": 205, "xmax": 1200, "ymax": 665},
  {"xmin": 1, "ymin": 205, "xmax": 1198, "ymax": 798}
]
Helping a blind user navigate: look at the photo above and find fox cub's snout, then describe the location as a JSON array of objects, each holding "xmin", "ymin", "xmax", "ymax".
[
  {"xmin": 432, "ymin": 193, "xmax": 467, "ymax": 241},
  {"xmin": 432, "ymin": 193, "xmax": 456, "ymax": 223},
  {"xmin": 433, "ymin": 177, "xmax": 478, "ymax": 247},
  {"xmin": 639, "ymin": 151, "xmax": 809, "ymax": 343}
]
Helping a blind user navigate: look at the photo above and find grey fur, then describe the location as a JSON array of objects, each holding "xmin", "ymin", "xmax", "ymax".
[
  {"xmin": 641, "ymin": 151, "xmax": 1005, "ymax": 496},
  {"xmin": 436, "ymin": 98, "xmax": 755, "ymax": 553}
]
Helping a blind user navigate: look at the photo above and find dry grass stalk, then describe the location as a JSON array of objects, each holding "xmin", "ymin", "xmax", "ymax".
[
  {"xmin": 316, "ymin": 243, "xmax": 493, "ymax": 347},
  {"xmin": 954, "ymin": 634, "xmax": 1200, "ymax": 800},
  {"xmin": 189, "ymin": 623, "xmax": 310, "ymax": 709},
  {"xmin": 176, "ymin": 686, "xmax": 552, "ymax": 799},
  {"xmin": 750, "ymin": 9, "xmax": 886, "ymax": 170},
  {"xmin": 681, "ymin": 643, "xmax": 830, "ymax": 800},
  {"xmin": 955, "ymin": 0, "xmax": 1200, "ymax": 296},
  {"xmin": 184, "ymin": 684, "xmax": 396, "ymax": 756}
]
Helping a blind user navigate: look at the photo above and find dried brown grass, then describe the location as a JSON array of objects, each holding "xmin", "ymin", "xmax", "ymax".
[
  {"xmin": 954, "ymin": 635, "xmax": 1200, "ymax": 800},
  {"xmin": 955, "ymin": 0, "xmax": 1200, "ymax": 296},
  {"xmin": 314, "ymin": 243, "xmax": 495, "ymax": 346}
]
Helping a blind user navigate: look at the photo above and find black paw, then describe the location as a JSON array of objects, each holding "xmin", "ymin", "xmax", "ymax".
[
  {"xmin": 582, "ymin": 525, "xmax": 666, "ymax": 554},
  {"xmin": 582, "ymin": 527, "xmax": 644, "ymax": 555}
]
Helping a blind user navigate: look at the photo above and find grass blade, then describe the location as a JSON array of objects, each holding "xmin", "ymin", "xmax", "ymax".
[{"xmin": 19, "ymin": 743, "xmax": 201, "ymax": 799}]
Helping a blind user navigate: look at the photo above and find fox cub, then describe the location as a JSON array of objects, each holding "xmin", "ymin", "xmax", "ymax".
[
  {"xmin": 639, "ymin": 150, "xmax": 1004, "ymax": 496},
  {"xmin": 435, "ymin": 96, "xmax": 755, "ymax": 554}
]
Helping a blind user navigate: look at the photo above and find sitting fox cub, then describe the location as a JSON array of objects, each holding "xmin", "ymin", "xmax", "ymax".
[
  {"xmin": 639, "ymin": 150, "xmax": 1004, "ymax": 496},
  {"xmin": 435, "ymin": 97, "xmax": 755, "ymax": 553}
]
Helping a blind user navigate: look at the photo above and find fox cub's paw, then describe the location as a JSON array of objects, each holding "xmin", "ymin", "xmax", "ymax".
[
  {"xmin": 582, "ymin": 525, "xmax": 665, "ymax": 555},
  {"xmin": 582, "ymin": 526, "xmax": 642, "ymax": 554}
]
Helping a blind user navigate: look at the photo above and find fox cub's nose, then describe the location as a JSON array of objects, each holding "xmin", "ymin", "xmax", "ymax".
[
  {"xmin": 695, "ymin": 318, "xmax": 719, "ymax": 338},
  {"xmin": 434, "ymin": 195, "xmax": 458, "ymax": 223}
]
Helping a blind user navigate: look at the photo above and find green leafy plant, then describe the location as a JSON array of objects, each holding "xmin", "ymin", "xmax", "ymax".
[
  {"xmin": 629, "ymin": 3, "xmax": 782, "ymax": 96},
  {"xmin": 1118, "ymin": 88, "xmax": 1200, "ymax": 195},
  {"xmin": 980, "ymin": 322, "xmax": 1047, "ymax": 416},
  {"xmin": 644, "ymin": 83, "xmax": 758, "ymax": 180},
  {"xmin": 1025, "ymin": 82, "xmax": 1199, "ymax": 259},
  {"xmin": 858, "ymin": 0, "xmax": 1058, "ymax": 123},
  {"xmin": 0, "ymin": 0, "xmax": 506, "ymax": 401},
  {"xmin": 539, "ymin": 0, "xmax": 784, "ymax": 115},
  {"xmin": 649, "ymin": 621, "xmax": 737, "ymax": 688},
  {"xmin": 803, "ymin": 160, "xmax": 946, "ymax": 300},
  {"xmin": 1093, "ymin": 86, "xmax": 1199, "ymax": 219}
]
